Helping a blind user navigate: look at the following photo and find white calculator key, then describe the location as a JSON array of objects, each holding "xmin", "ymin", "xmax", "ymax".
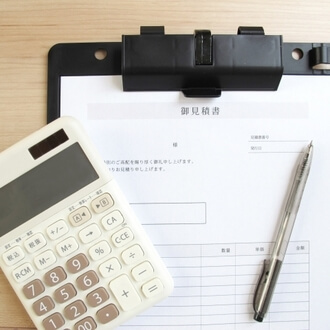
[
  {"xmin": 89, "ymin": 240, "xmax": 111, "ymax": 261},
  {"xmin": 56, "ymin": 237, "xmax": 79, "ymax": 257},
  {"xmin": 99, "ymin": 257, "xmax": 121, "ymax": 278},
  {"xmin": 142, "ymin": 278, "xmax": 164, "ymax": 298},
  {"xmin": 91, "ymin": 193, "xmax": 114, "ymax": 213},
  {"xmin": 132, "ymin": 261, "xmax": 154, "ymax": 282},
  {"xmin": 24, "ymin": 233, "xmax": 47, "ymax": 253},
  {"xmin": 111, "ymin": 227, "xmax": 134, "ymax": 248},
  {"xmin": 46, "ymin": 220, "xmax": 69, "ymax": 240},
  {"xmin": 101, "ymin": 210, "xmax": 124, "ymax": 231},
  {"xmin": 109, "ymin": 274, "xmax": 141, "ymax": 311},
  {"xmin": 79, "ymin": 224, "xmax": 101, "ymax": 244},
  {"xmin": 69, "ymin": 206, "xmax": 92, "ymax": 227},
  {"xmin": 34, "ymin": 250, "xmax": 57, "ymax": 270},
  {"xmin": 2, "ymin": 246, "xmax": 25, "ymax": 266},
  {"xmin": 121, "ymin": 244, "xmax": 144, "ymax": 265},
  {"xmin": 12, "ymin": 262, "xmax": 35, "ymax": 283}
]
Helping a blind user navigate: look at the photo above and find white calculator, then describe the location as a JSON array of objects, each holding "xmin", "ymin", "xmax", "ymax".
[{"xmin": 0, "ymin": 117, "xmax": 173, "ymax": 329}]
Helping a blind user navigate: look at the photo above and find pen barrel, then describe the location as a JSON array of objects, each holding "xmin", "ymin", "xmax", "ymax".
[
  {"xmin": 271, "ymin": 144, "xmax": 313, "ymax": 261},
  {"xmin": 254, "ymin": 143, "xmax": 313, "ymax": 323}
]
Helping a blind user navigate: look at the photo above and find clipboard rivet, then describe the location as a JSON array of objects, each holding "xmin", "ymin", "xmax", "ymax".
[
  {"xmin": 95, "ymin": 49, "xmax": 108, "ymax": 61},
  {"xmin": 292, "ymin": 48, "xmax": 304, "ymax": 61}
]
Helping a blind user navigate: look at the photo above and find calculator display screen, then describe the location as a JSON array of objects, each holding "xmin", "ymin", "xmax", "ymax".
[{"xmin": 0, "ymin": 143, "xmax": 99, "ymax": 237}]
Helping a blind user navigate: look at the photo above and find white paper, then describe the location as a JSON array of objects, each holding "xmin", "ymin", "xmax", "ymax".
[{"xmin": 61, "ymin": 75, "xmax": 330, "ymax": 329}]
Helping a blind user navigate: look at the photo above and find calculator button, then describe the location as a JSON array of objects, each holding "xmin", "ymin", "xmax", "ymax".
[
  {"xmin": 97, "ymin": 303, "xmax": 120, "ymax": 324},
  {"xmin": 66, "ymin": 253, "xmax": 89, "ymax": 274},
  {"xmin": 112, "ymin": 227, "xmax": 134, "ymax": 248},
  {"xmin": 64, "ymin": 299, "xmax": 87, "ymax": 320},
  {"xmin": 142, "ymin": 278, "xmax": 164, "ymax": 298},
  {"xmin": 86, "ymin": 287, "xmax": 110, "ymax": 307},
  {"xmin": 43, "ymin": 312, "xmax": 65, "ymax": 330},
  {"xmin": 109, "ymin": 274, "xmax": 141, "ymax": 311},
  {"xmin": 91, "ymin": 193, "xmax": 114, "ymax": 213},
  {"xmin": 34, "ymin": 250, "xmax": 57, "ymax": 270},
  {"xmin": 79, "ymin": 223, "xmax": 101, "ymax": 244},
  {"xmin": 132, "ymin": 261, "xmax": 154, "ymax": 282},
  {"xmin": 46, "ymin": 220, "xmax": 69, "ymax": 240},
  {"xmin": 56, "ymin": 236, "xmax": 79, "ymax": 257},
  {"xmin": 99, "ymin": 257, "xmax": 122, "ymax": 278},
  {"xmin": 32, "ymin": 295, "xmax": 55, "ymax": 316},
  {"xmin": 23, "ymin": 279, "xmax": 45, "ymax": 299},
  {"xmin": 54, "ymin": 283, "xmax": 77, "ymax": 303},
  {"xmin": 3, "ymin": 245, "xmax": 25, "ymax": 266},
  {"xmin": 76, "ymin": 270, "xmax": 99, "ymax": 291},
  {"xmin": 24, "ymin": 233, "xmax": 47, "ymax": 253},
  {"xmin": 12, "ymin": 262, "xmax": 35, "ymax": 283},
  {"xmin": 122, "ymin": 244, "xmax": 144, "ymax": 265},
  {"xmin": 89, "ymin": 240, "xmax": 111, "ymax": 261},
  {"xmin": 101, "ymin": 210, "xmax": 124, "ymax": 231},
  {"xmin": 74, "ymin": 316, "xmax": 97, "ymax": 330},
  {"xmin": 44, "ymin": 266, "xmax": 67, "ymax": 287},
  {"xmin": 69, "ymin": 206, "xmax": 92, "ymax": 227}
]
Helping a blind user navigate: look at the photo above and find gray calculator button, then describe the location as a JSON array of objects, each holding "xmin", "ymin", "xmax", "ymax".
[
  {"xmin": 76, "ymin": 270, "xmax": 99, "ymax": 291},
  {"xmin": 54, "ymin": 283, "xmax": 77, "ymax": 303},
  {"xmin": 66, "ymin": 253, "xmax": 89, "ymax": 274},
  {"xmin": 23, "ymin": 279, "xmax": 45, "ymax": 299},
  {"xmin": 86, "ymin": 287, "xmax": 109, "ymax": 307},
  {"xmin": 44, "ymin": 266, "xmax": 67, "ymax": 287},
  {"xmin": 33, "ymin": 295, "xmax": 55, "ymax": 316},
  {"xmin": 96, "ymin": 303, "xmax": 119, "ymax": 324},
  {"xmin": 43, "ymin": 312, "xmax": 65, "ymax": 330},
  {"xmin": 74, "ymin": 316, "xmax": 97, "ymax": 330},
  {"xmin": 64, "ymin": 299, "xmax": 87, "ymax": 320}
]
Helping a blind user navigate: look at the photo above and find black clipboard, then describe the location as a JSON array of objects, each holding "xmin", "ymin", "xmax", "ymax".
[
  {"xmin": 47, "ymin": 26, "xmax": 330, "ymax": 122},
  {"xmin": 46, "ymin": 27, "xmax": 330, "ymax": 329},
  {"xmin": 47, "ymin": 42, "xmax": 121, "ymax": 122}
]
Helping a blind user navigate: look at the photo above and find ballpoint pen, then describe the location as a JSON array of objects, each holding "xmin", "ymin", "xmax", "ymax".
[{"xmin": 253, "ymin": 141, "xmax": 313, "ymax": 322}]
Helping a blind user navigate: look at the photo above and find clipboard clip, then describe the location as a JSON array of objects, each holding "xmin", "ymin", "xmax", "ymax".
[{"xmin": 122, "ymin": 26, "xmax": 330, "ymax": 97}]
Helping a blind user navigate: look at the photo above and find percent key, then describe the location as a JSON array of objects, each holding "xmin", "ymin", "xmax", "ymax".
[{"xmin": 90, "ymin": 241, "xmax": 111, "ymax": 261}]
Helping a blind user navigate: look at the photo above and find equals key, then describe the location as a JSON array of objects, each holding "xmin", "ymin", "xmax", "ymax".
[{"xmin": 142, "ymin": 278, "xmax": 164, "ymax": 298}]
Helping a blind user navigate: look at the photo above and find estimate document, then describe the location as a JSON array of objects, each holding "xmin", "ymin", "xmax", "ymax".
[{"xmin": 61, "ymin": 75, "xmax": 330, "ymax": 329}]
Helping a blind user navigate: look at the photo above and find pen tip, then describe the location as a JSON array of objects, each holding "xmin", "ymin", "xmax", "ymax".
[
  {"xmin": 254, "ymin": 312, "xmax": 264, "ymax": 322},
  {"xmin": 308, "ymin": 141, "xmax": 313, "ymax": 152}
]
